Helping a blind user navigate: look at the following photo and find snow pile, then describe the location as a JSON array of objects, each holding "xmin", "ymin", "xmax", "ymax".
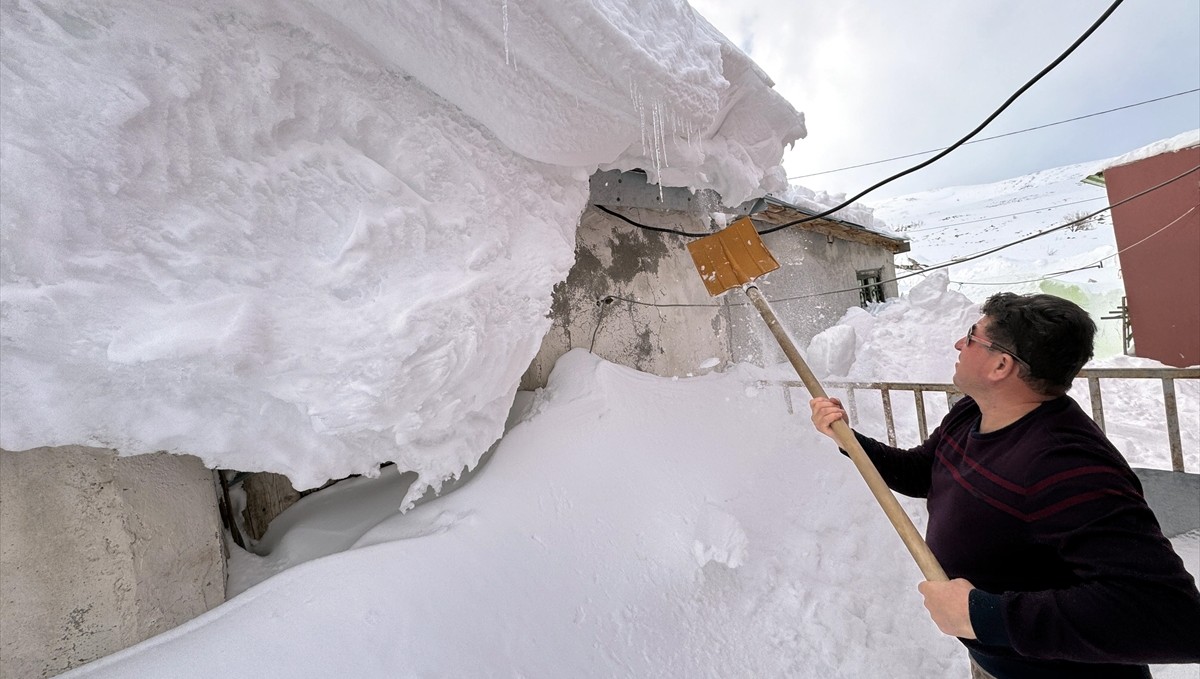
[
  {"xmin": 775, "ymin": 183, "xmax": 905, "ymax": 238},
  {"xmin": 62, "ymin": 349, "xmax": 968, "ymax": 679},
  {"xmin": 63, "ymin": 347, "xmax": 1198, "ymax": 678},
  {"xmin": 801, "ymin": 271, "xmax": 1198, "ymax": 471},
  {"xmin": 807, "ymin": 270, "xmax": 978, "ymax": 383},
  {"xmin": 0, "ymin": 0, "xmax": 803, "ymax": 498}
]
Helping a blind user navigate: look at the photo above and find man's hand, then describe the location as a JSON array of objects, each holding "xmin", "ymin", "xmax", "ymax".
[
  {"xmin": 918, "ymin": 578, "xmax": 977, "ymax": 639},
  {"xmin": 809, "ymin": 397, "xmax": 849, "ymax": 440}
]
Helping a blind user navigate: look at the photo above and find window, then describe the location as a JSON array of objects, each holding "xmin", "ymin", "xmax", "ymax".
[{"xmin": 857, "ymin": 268, "xmax": 885, "ymax": 307}]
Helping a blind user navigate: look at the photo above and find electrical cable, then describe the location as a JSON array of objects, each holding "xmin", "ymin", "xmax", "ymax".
[
  {"xmin": 600, "ymin": 191, "xmax": 1107, "ymax": 240},
  {"xmin": 597, "ymin": 0, "xmax": 1130, "ymax": 242},
  {"xmin": 954, "ymin": 204, "xmax": 1197, "ymax": 286},
  {"xmin": 768, "ymin": 0, "xmax": 1127, "ymax": 230},
  {"xmin": 594, "ymin": 204, "xmax": 716, "ymax": 237},
  {"xmin": 589, "ymin": 296, "xmax": 615, "ymax": 352},
  {"xmin": 902, "ymin": 196, "xmax": 1105, "ymax": 233},
  {"xmin": 767, "ymin": 162, "xmax": 1198, "ymax": 303},
  {"xmin": 788, "ymin": 88, "xmax": 1199, "ymax": 180},
  {"xmin": 597, "ymin": 162, "xmax": 1198, "ymax": 309}
]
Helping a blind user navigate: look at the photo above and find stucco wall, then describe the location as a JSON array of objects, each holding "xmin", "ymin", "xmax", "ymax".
[
  {"xmin": 0, "ymin": 446, "xmax": 226, "ymax": 678},
  {"xmin": 1104, "ymin": 146, "xmax": 1200, "ymax": 367},
  {"xmin": 521, "ymin": 205, "xmax": 900, "ymax": 388}
]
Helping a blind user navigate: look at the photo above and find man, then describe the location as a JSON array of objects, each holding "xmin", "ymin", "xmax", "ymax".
[{"xmin": 809, "ymin": 292, "xmax": 1200, "ymax": 678}]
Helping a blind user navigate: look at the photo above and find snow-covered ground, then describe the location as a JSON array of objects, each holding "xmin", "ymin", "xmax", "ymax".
[
  {"xmin": 63, "ymin": 273, "xmax": 1198, "ymax": 678},
  {"xmin": 63, "ymin": 338, "xmax": 1200, "ymax": 678}
]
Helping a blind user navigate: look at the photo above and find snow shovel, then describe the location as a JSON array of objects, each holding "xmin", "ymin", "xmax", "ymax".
[{"xmin": 687, "ymin": 217, "xmax": 947, "ymax": 582}]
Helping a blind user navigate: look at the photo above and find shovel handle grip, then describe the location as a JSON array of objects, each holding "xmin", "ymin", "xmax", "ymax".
[{"xmin": 744, "ymin": 285, "xmax": 948, "ymax": 582}]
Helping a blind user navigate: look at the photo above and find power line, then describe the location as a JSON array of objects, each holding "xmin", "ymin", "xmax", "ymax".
[
  {"xmin": 903, "ymin": 196, "xmax": 1105, "ymax": 233},
  {"xmin": 953, "ymin": 204, "xmax": 1198, "ymax": 287},
  {"xmin": 597, "ymin": 1, "xmax": 1129, "ymax": 242},
  {"xmin": 597, "ymin": 193, "xmax": 1104, "ymax": 241},
  {"xmin": 767, "ymin": 163, "xmax": 1198, "ymax": 303},
  {"xmin": 594, "ymin": 204, "xmax": 716, "ymax": 237},
  {"xmin": 598, "ymin": 162, "xmax": 1197, "ymax": 310},
  {"xmin": 769, "ymin": 0, "xmax": 1127, "ymax": 230},
  {"xmin": 788, "ymin": 89, "xmax": 1200, "ymax": 180}
]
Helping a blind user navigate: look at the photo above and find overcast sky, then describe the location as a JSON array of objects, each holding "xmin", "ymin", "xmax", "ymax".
[{"xmin": 688, "ymin": 0, "xmax": 1200, "ymax": 201}]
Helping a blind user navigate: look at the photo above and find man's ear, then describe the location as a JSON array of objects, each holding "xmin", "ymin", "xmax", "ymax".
[{"xmin": 991, "ymin": 354, "xmax": 1018, "ymax": 380}]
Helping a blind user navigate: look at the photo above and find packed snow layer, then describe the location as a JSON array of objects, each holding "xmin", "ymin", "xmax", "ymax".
[
  {"xmin": 61, "ymin": 349, "xmax": 967, "ymax": 678},
  {"xmin": 61, "ymin": 347, "xmax": 1199, "ymax": 678},
  {"xmin": 0, "ymin": 0, "xmax": 803, "ymax": 497},
  {"xmin": 774, "ymin": 183, "xmax": 906, "ymax": 240},
  {"xmin": 1104, "ymin": 128, "xmax": 1199, "ymax": 171}
]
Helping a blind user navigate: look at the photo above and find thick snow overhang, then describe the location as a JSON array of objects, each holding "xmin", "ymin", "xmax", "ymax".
[{"xmin": 0, "ymin": 0, "xmax": 808, "ymax": 500}]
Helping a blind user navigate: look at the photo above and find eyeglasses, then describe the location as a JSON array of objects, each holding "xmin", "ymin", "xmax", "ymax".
[{"xmin": 965, "ymin": 324, "xmax": 1031, "ymax": 370}]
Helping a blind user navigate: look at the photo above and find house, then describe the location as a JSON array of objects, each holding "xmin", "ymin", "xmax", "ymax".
[
  {"xmin": 520, "ymin": 170, "xmax": 910, "ymax": 389},
  {"xmin": 1089, "ymin": 132, "xmax": 1200, "ymax": 368}
]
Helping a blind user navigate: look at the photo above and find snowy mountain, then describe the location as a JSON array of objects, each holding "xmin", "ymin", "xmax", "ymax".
[{"xmin": 871, "ymin": 157, "xmax": 1123, "ymax": 356}]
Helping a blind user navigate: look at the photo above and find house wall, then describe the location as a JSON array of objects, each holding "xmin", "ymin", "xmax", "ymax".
[
  {"xmin": 729, "ymin": 226, "xmax": 901, "ymax": 367},
  {"xmin": 1104, "ymin": 146, "xmax": 1200, "ymax": 367},
  {"xmin": 521, "ymin": 207, "xmax": 729, "ymax": 388},
  {"xmin": 520, "ymin": 206, "xmax": 901, "ymax": 388},
  {"xmin": 0, "ymin": 446, "xmax": 226, "ymax": 678}
]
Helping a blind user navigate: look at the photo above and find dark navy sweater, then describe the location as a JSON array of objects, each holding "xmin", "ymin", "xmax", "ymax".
[{"xmin": 850, "ymin": 395, "xmax": 1200, "ymax": 678}]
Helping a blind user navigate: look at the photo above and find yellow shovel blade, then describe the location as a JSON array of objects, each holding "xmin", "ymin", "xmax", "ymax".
[{"xmin": 686, "ymin": 217, "xmax": 780, "ymax": 296}]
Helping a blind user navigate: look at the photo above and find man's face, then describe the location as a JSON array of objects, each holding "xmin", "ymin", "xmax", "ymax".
[{"xmin": 952, "ymin": 316, "xmax": 998, "ymax": 395}]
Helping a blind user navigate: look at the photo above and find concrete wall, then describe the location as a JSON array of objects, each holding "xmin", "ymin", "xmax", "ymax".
[
  {"xmin": 522, "ymin": 206, "xmax": 729, "ymax": 389},
  {"xmin": 521, "ymin": 205, "xmax": 901, "ymax": 388},
  {"xmin": 1104, "ymin": 146, "xmax": 1200, "ymax": 367},
  {"xmin": 1, "ymin": 446, "xmax": 226, "ymax": 678}
]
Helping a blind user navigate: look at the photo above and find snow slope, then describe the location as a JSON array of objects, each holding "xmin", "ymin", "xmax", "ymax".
[
  {"xmin": 869, "ymin": 128, "xmax": 1199, "ymax": 360},
  {"xmin": 62, "ymin": 349, "xmax": 969, "ymax": 679}
]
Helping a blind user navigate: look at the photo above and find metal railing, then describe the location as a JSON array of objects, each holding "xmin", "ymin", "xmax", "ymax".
[{"xmin": 763, "ymin": 367, "xmax": 1199, "ymax": 472}]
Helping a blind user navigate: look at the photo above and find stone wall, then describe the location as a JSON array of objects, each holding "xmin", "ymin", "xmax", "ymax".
[{"xmin": 0, "ymin": 446, "xmax": 226, "ymax": 678}]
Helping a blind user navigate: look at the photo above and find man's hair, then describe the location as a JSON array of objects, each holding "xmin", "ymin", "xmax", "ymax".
[{"xmin": 981, "ymin": 292, "xmax": 1096, "ymax": 397}]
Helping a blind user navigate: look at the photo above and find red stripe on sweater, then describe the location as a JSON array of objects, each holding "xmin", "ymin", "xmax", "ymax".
[
  {"xmin": 934, "ymin": 449, "xmax": 1138, "ymax": 523},
  {"xmin": 941, "ymin": 433, "xmax": 1127, "ymax": 496}
]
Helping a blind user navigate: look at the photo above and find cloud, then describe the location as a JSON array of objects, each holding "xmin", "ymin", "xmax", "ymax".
[{"xmin": 688, "ymin": 0, "xmax": 1200, "ymax": 200}]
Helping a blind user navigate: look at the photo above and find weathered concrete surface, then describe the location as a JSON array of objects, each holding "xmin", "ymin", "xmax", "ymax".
[
  {"xmin": 1133, "ymin": 468, "xmax": 1200, "ymax": 538},
  {"xmin": 0, "ymin": 446, "xmax": 225, "ymax": 678},
  {"xmin": 240, "ymin": 471, "xmax": 303, "ymax": 541},
  {"xmin": 522, "ymin": 206, "xmax": 731, "ymax": 389}
]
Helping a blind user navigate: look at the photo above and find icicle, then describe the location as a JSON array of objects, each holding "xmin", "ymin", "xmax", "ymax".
[
  {"xmin": 657, "ymin": 101, "xmax": 667, "ymax": 201},
  {"xmin": 637, "ymin": 91, "xmax": 647, "ymax": 158},
  {"xmin": 502, "ymin": 0, "xmax": 510, "ymax": 66},
  {"xmin": 658, "ymin": 101, "xmax": 668, "ymax": 169}
]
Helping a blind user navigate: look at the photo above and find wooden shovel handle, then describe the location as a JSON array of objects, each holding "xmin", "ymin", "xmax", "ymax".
[{"xmin": 744, "ymin": 285, "xmax": 948, "ymax": 582}]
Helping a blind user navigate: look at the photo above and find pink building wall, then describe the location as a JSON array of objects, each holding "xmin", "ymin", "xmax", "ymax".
[{"xmin": 1103, "ymin": 145, "xmax": 1200, "ymax": 368}]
